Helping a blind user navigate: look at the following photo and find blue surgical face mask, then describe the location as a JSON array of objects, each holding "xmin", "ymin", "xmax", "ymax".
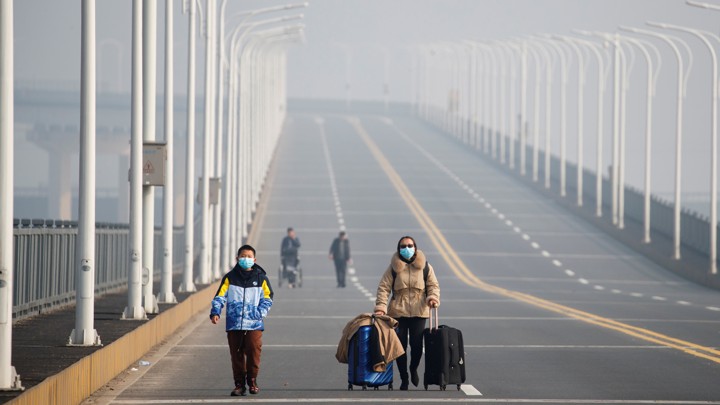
[
  {"xmin": 399, "ymin": 247, "xmax": 415, "ymax": 260},
  {"xmin": 238, "ymin": 257, "xmax": 255, "ymax": 270}
]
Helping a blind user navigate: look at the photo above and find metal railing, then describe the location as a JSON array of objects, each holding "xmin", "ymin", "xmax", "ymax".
[
  {"xmin": 422, "ymin": 108, "xmax": 720, "ymax": 267},
  {"xmin": 12, "ymin": 219, "xmax": 185, "ymax": 320}
]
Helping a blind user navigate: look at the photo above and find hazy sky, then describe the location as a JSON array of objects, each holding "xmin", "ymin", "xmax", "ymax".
[
  {"xmin": 14, "ymin": 0, "xmax": 719, "ymax": 100},
  {"xmin": 11, "ymin": 0, "xmax": 720, "ymax": 218}
]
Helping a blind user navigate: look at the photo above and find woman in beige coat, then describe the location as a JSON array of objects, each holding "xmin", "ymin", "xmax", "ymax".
[{"xmin": 374, "ymin": 236, "xmax": 440, "ymax": 390}]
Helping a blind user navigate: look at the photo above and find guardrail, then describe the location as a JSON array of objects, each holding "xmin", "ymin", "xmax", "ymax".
[
  {"xmin": 12, "ymin": 219, "xmax": 185, "ymax": 320},
  {"xmin": 422, "ymin": 107, "xmax": 720, "ymax": 277}
]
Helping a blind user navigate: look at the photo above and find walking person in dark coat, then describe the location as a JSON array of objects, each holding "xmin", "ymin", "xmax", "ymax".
[
  {"xmin": 328, "ymin": 231, "xmax": 352, "ymax": 288},
  {"xmin": 280, "ymin": 227, "xmax": 301, "ymax": 287}
]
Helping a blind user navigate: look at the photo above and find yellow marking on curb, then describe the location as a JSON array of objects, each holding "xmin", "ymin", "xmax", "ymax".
[{"xmin": 348, "ymin": 116, "xmax": 720, "ymax": 365}]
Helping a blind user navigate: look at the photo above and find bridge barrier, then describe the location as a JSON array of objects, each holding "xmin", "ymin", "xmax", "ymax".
[
  {"xmin": 6, "ymin": 280, "xmax": 219, "ymax": 405},
  {"xmin": 423, "ymin": 107, "xmax": 720, "ymax": 287},
  {"xmin": 12, "ymin": 222, "xmax": 185, "ymax": 320}
]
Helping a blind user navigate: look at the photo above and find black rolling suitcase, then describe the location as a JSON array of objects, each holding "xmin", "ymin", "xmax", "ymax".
[{"xmin": 423, "ymin": 308, "xmax": 466, "ymax": 391}]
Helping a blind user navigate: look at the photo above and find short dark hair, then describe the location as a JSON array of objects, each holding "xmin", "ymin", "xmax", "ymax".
[
  {"xmin": 287, "ymin": 227, "xmax": 294, "ymax": 233},
  {"xmin": 237, "ymin": 244, "xmax": 256, "ymax": 257},
  {"xmin": 339, "ymin": 231, "xmax": 346, "ymax": 237}
]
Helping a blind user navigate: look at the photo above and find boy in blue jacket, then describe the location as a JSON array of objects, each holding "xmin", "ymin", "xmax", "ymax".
[{"xmin": 210, "ymin": 244, "xmax": 274, "ymax": 396}]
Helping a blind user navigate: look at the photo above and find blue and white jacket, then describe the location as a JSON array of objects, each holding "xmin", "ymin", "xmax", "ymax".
[{"xmin": 210, "ymin": 263, "xmax": 274, "ymax": 331}]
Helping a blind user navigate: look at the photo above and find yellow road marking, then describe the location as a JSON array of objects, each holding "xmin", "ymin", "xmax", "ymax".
[{"xmin": 348, "ymin": 116, "xmax": 720, "ymax": 365}]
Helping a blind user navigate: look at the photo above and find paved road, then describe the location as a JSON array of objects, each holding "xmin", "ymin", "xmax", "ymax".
[{"xmin": 86, "ymin": 113, "xmax": 720, "ymax": 405}]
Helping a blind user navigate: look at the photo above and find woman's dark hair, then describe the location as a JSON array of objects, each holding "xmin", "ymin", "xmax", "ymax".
[
  {"xmin": 396, "ymin": 235, "xmax": 417, "ymax": 262},
  {"xmin": 237, "ymin": 244, "xmax": 256, "ymax": 257}
]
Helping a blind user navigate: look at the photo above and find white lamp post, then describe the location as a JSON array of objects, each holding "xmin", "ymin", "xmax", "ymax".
[
  {"xmin": 141, "ymin": 0, "xmax": 159, "ymax": 314},
  {"xmin": 158, "ymin": 0, "xmax": 177, "ymax": 304},
  {"xmin": 69, "ymin": 0, "xmax": 102, "ymax": 345},
  {"xmin": 650, "ymin": 21, "xmax": 719, "ymax": 274},
  {"xmin": 525, "ymin": 43, "xmax": 544, "ymax": 182},
  {"xmin": 123, "ymin": 0, "xmax": 148, "ymax": 321},
  {"xmin": 225, "ymin": 14, "xmax": 304, "ymax": 256},
  {"xmin": 497, "ymin": 42, "xmax": 519, "ymax": 170},
  {"xmin": 572, "ymin": 31, "xmax": 611, "ymax": 218},
  {"xmin": 0, "ymin": 0, "xmax": 23, "ymax": 391},
  {"xmin": 532, "ymin": 37, "xmax": 568, "ymax": 192},
  {"xmin": 468, "ymin": 42, "xmax": 494, "ymax": 155},
  {"xmin": 586, "ymin": 32, "xmax": 626, "ymax": 228},
  {"xmin": 529, "ymin": 40, "xmax": 555, "ymax": 189},
  {"xmin": 616, "ymin": 31, "xmax": 662, "ymax": 242},
  {"xmin": 554, "ymin": 35, "xmax": 586, "ymax": 206},
  {"xmin": 199, "ymin": 0, "xmax": 216, "ymax": 285},
  {"xmin": 518, "ymin": 40, "xmax": 529, "ymax": 176},
  {"xmin": 179, "ymin": 0, "xmax": 197, "ymax": 294},
  {"xmin": 540, "ymin": 37, "xmax": 571, "ymax": 197},
  {"xmin": 216, "ymin": 2, "xmax": 307, "ymax": 277},
  {"xmin": 487, "ymin": 45, "xmax": 501, "ymax": 159},
  {"xmin": 622, "ymin": 26, "xmax": 692, "ymax": 260}
]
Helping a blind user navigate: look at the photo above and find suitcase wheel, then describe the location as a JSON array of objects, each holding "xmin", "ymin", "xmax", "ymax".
[
  {"xmin": 441, "ymin": 384, "xmax": 447, "ymax": 391},
  {"xmin": 347, "ymin": 383, "xmax": 353, "ymax": 391},
  {"xmin": 389, "ymin": 383, "xmax": 393, "ymax": 391},
  {"xmin": 362, "ymin": 385, "xmax": 367, "ymax": 391},
  {"xmin": 457, "ymin": 384, "xmax": 461, "ymax": 391},
  {"xmin": 424, "ymin": 384, "xmax": 428, "ymax": 391}
]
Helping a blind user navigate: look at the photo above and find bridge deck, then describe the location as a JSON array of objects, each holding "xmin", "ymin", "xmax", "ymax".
[{"xmin": 7, "ymin": 113, "xmax": 720, "ymax": 405}]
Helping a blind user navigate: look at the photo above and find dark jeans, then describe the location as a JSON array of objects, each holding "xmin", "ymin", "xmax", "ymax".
[
  {"xmin": 227, "ymin": 330, "xmax": 263, "ymax": 387},
  {"xmin": 395, "ymin": 317, "xmax": 426, "ymax": 380},
  {"xmin": 334, "ymin": 259, "xmax": 347, "ymax": 287}
]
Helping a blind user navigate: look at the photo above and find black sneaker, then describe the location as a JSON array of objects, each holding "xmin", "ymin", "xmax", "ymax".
[{"xmin": 230, "ymin": 385, "xmax": 246, "ymax": 396}]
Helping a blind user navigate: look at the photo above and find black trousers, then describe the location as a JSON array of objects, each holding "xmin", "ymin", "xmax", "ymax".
[
  {"xmin": 333, "ymin": 259, "xmax": 347, "ymax": 287},
  {"xmin": 394, "ymin": 317, "xmax": 426, "ymax": 380}
]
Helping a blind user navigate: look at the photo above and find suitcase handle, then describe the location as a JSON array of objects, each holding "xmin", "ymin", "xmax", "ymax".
[{"xmin": 429, "ymin": 307, "xmax": 439, "ymax": 331}]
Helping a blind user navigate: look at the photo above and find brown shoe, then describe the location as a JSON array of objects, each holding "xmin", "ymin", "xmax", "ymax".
[
  {"xmin": 230, "ymin": 385, "xmax": 246, "ymax": 396},
  {"xmin": 247, "ymin": 378, "xmax": 260, "ymax": 395}
]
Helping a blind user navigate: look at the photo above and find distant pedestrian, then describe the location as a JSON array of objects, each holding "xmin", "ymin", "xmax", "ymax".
[
  {"xmin": 374, "ymin": 236, "xmax": 440, "ymax": 391},
  {"xmin": 210, "ymin": 245, "xmax": 274, "ymax": 397},
  {"xmin": 329, "ymin": 231, "xmax": 352, "ymax": 288},
  {"xmin": 280, "ymin": 227, "xmax": 301, "ymax": 287}
]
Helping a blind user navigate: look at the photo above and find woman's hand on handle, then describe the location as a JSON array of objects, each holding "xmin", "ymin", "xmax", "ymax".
[
  {"xmin": 427, "ymin": 298, "xmax": 439, "ymax": 308},
  {"xmin": 374, "ymin": 310, "xmax": 385, "ymax": 316}
]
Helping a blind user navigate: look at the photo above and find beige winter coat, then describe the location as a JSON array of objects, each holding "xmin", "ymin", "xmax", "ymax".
[
  {"xmin": 335, "ymin": 313, "xmax": 404, "ymax": 372},
  {"xmin": 374, "ymin": 250, "xmax": 440, "ymax": 318}
]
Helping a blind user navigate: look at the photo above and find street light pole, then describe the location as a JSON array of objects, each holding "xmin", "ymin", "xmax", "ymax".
[
  {"xmin": 650, "ymin": 21, "xmax": 719, "ymax": 274},
  {"xmin": 555, "ymin": 35, "xmax": 586, "ymax": 206},
  {"xmin": 0, "ymin": 0, "xmax": 23, "ymax": 391},
  {"xmin": 519, "ymin": 40, "xmax": 528, "ymax": 176},
  {"xmin": 199, "ymin": 0, "xmax": 216, "ymax": 285},
  {"xmin": 524, "ymin": 39, "xmax": 554, "ymax": 188},
  {"xmin": 224, "ymin": 13, "xmax": 305, "ymax": 257},
  {"xmin": 158, "ymin": 0, "xmax": 177, "ymax": 304},
  {"xmin": 123, "ymin": 0, "xmax": 148, "ymax": 321},
  {"xmin": 622, "ymin": 26, "xmax": 691, "ymax": 260},
  {"xmin": 142, "ymin": 0, "xmax": 159, "ymax": 314},
  {"xmin": 526, "ymin": 43, "xmax": 544, "ymax": 182},
  {"xmin": 541, "ymin": 37, "xmax": 570, "ymax": 197},
  {"xmin": 573, "ymin": 31, "xmax": 610, "ymax": 218},
  {"xmin": 179, "ymin": 0, "xmax": 197, "ymax": 294},
  {"xmin": 616, "ymin": 31, "xmax": 662, "ymax": 242},
  {"xmin": 69, "ymin": 0, "xmax": 102, "ymax": 346}
]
